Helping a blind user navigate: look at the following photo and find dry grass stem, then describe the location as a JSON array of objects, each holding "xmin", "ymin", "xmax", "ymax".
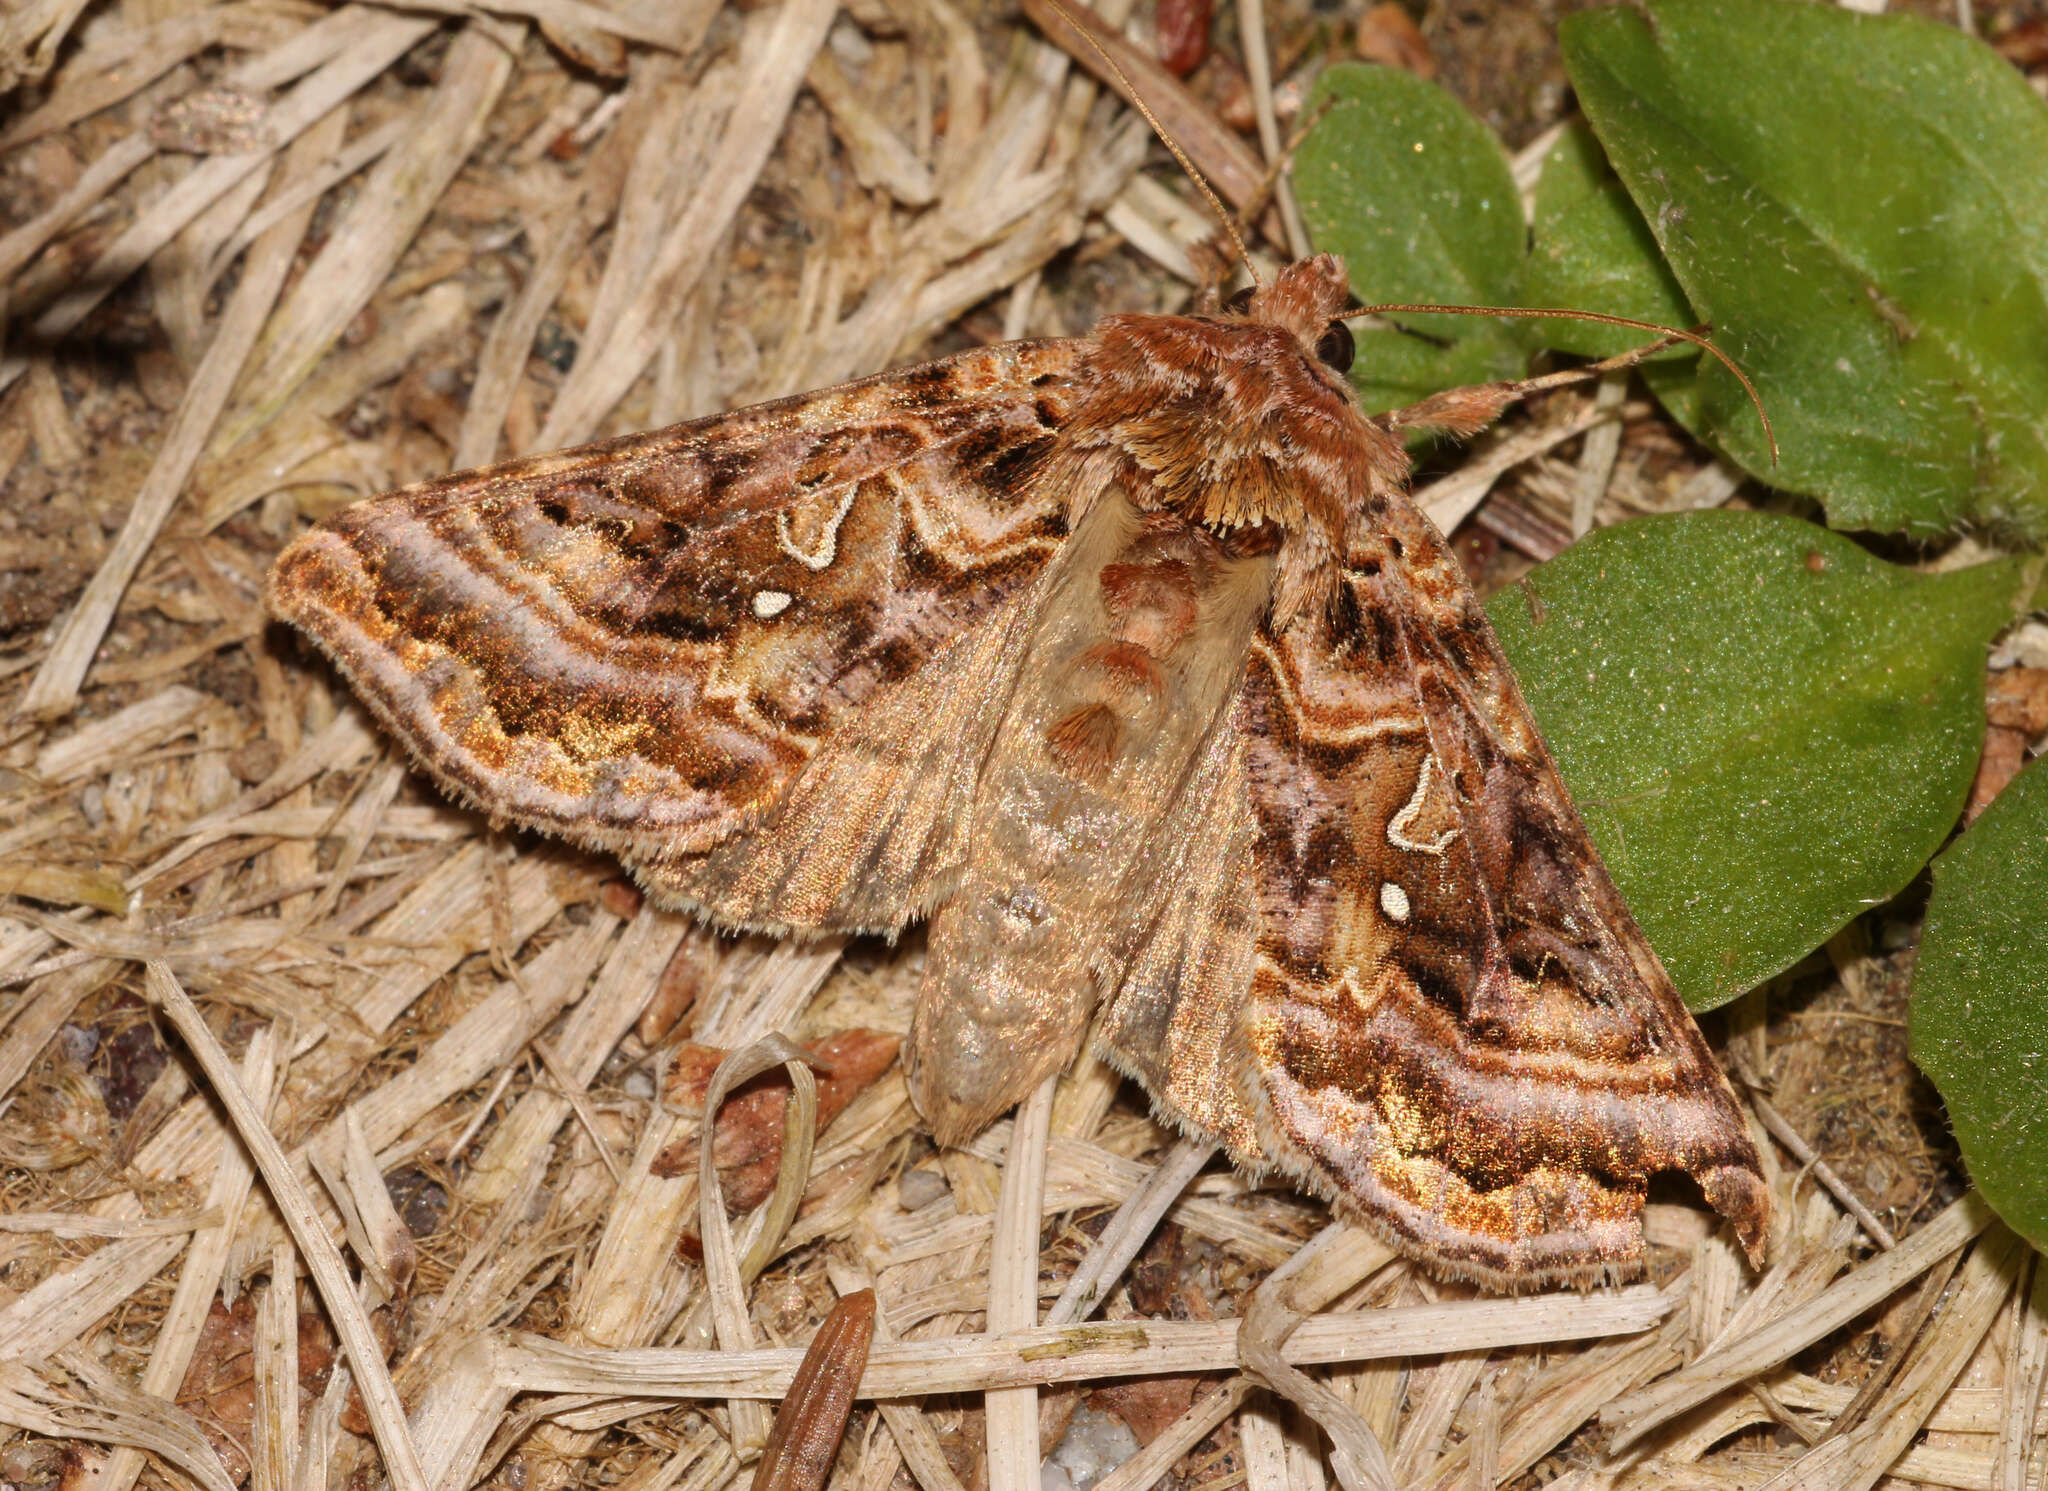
[
  {"xmin": 140, "ymin": 962, "xmax": 431, "ymax": 1491},
  {"xmin": 1729, "ymin": 1045, "xmax": 1898, "ymax": 1252},
  {"xmin": 1418, "ymin": 395, "xmax": 1620, "ymax": 536},
  {"xmin": 0, "ymin": 1232, "xmax": 184, "ymax": 1361},
  {"xmin": 1047, "ymin": 1136, "xmax": 1216, "ymax": 1326},
  {"xmin": 251, "ymin": 1245, "xmax": 301, "ymax": 1491},
  {"xmin": 1239, "ymin": 1236, "xmax": 1397, "ymax": 1491},
  {"xmin": 1605, "ymin": 1192, "xmax": 1997, "ymax": 1449},
  {"xmin": 18, "ymin": 105, "xmax": 339, "ymax": 718},
  {"xmin": 0, "ymin": 1355, "xmax": 240, "ymax": 1491},
  {"xmin": 537, "ymin": 0, "xmax": 838, "ymax": 446},
  {"xmin": 28, "ymin": 13, "xmax": 437, "ymax": 347},
  {"xmin": 1234, "ymin": 0, "xmax": 1309, "ymax": 257},
  {"xmin": 1822, "ymin": 1241, "xmax": 1962, "ymax": 1441},
  {"xmin": 500, "ymin": 1286, "xmax": 1676, "ymax": 1398},
  {"xmin": 1752, "ymin": 1225, "xmax": 2027, "ymax": 1491},
  {"xmin": 93, "ymin": 1029, "xmax": 277, "ymax": 1491},
  {"xmin": 1995, "ymin": 1255, "xmax": 2048, "ymax": 1491},
  {"xmin": 1569, "ymin": 371, "xmax": 1630, "ymax": 538},
  {"xmin": 700, "ymin": 1035, "xmax": 823, "ymax": 1456},
  {"xmin": 1095, "ymin": 1378, "xmax": 1261, "ymax": 1491},
  {"xmin": 987, "ymin": 1075, "xmax": 1059, "ymax": 1491},
  {"xmin": 0, "ymin": 1209, "xmax": 220, "ymax": 1238},
  {"xmin": 1018, "ymin": 0, "xmax": 1264, "ymax": 215}
]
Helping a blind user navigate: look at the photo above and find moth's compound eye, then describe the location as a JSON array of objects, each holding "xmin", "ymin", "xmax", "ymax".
[
  {"xmin": 1315, "ymin": 320, "xmax": 1355, "ymax": 373},
  {"xmin": 1224, "ymin": 286, "xmax": 1257, "ymax": 316}
]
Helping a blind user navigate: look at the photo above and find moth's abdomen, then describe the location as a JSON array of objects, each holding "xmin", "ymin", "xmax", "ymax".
[{"xmin": 1041, "ymin": 553, "xmax": 1198, "ymax": 779}]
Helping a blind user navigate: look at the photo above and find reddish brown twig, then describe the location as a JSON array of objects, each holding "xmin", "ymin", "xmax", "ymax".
[{"xmin": 750, "ymin": 1290, "xmax": 878, "ymax": 1491}]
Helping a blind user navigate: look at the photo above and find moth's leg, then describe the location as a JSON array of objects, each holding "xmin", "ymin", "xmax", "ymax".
[{"xmin": 1380, "ymin": 326, "xmax": 1771, "ymax": 454}]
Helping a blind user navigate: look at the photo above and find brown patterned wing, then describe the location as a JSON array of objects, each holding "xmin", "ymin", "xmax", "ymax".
[
  {"xmin": 1234, "ymin": 493, "xmax": 1768, "ymax": 1287},
  {"xmin": 268, "ymin": 341, "xmax": 1080, "ymax": 930},
  {"xmin": 639, "ymin": 573, "xmax": 1051, "ymax": 932},
  {"xmin": 1094, "ymin": 714, "xmax": 1264, "ymax": 1161}
]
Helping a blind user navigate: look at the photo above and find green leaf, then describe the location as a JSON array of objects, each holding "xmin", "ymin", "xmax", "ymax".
[
  {"xmin": 1563, "ymin": 0, "xmax": 2048, "ymax": 537},
  {"xmin": 1344, "ymin": 327, "xmax": 1524, "ymax": 422},
  {"xmin": 1911, "ymin": 757, "xmax": 2048, "ymax": 1252},
  {"xmin": 1488, "ymin": 510, "xmax": 2025, "ymax": 1010},
  {"xmin": 1522, "ymin": 120, "xmax": 1695, "ymax": 359},
  {"xmin": 1295, "ymin": 63, "xmax": 1528, "ymax": 411}
]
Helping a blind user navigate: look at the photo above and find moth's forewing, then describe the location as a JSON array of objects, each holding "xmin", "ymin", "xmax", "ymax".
[
  {"xmin": 267, "ymin": 340, "xmax": 1081, "ymax": 927},
  {"xmin": 1224, "ymin": 492, "xmax": 1768, "ymax": 1287},
  {"xmin": 641, "ymin": 578, "xmax": 1048, "ymax": 934},
  {"xmin": 1073, "ymin": 256, "xmax": 1764, "ymax": 1286}
]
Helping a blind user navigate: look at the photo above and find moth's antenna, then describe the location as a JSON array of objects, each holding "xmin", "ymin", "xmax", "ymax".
[
  {"xmin": 1348, "ymin": 301, "xmax": 1778, "ymax": 462},
  {"xmin": 1035, "ymin": 0, "xmax": 1262, "ymax": 286}
]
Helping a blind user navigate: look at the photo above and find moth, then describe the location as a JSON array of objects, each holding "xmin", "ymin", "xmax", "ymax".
[{"xmin": 268, "ymin": 249, "xmax": 1768, "ymax": 1288}]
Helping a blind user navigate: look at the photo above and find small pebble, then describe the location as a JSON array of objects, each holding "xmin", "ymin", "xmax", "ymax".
[
  {"xmin": 828, "ymin": 16, "xmax": 873, "ymax": 64},
  {"xmin": 897, "ymin": 1166, "xmax": 948, "ymax": 1211},
  {"xmin": 57, "ymin": 1023, "xmax": 99, "ymax": 1063},
  {"xmin": 1049, "ymin": 1403, "xmax": 1140, "ymax": 1490}
]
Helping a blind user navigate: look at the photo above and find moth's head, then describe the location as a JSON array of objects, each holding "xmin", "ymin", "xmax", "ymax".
[
  {"xmin": 1228, "ymin": 254, "xmax": 1356, "ymax": 376},
  {"xmin": 1072, "ymin": 251, "xmax": 1405, "ymax": 622}
]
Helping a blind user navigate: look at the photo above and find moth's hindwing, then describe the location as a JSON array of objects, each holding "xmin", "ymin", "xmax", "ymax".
[
  {"xmin": 268, "ymin": 340, "xmax": 1082, "ymax": 933},
  {"xmin": 908, "ymin": 486, "xmax": 1276, "ymax": 1142}
]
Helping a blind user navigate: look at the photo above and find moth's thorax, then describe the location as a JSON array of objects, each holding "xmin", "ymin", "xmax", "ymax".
[{"xmin": 1067, "ymin": 255, "xmax": 1407, "ymax": 620}]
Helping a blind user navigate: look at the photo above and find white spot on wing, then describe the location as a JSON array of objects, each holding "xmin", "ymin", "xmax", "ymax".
[
  {"xmin": 775, "ymin": 484, "xmax": 859, "ymax": 570},
  {"xmin": 1379, "ymin": 882, "xmax": 1410, "ymax": 922},
  {"xmin": 1386, "ymin": 753, "xmax": 1460, "ymax": 857},
  {"xmin": 752, "ymin": 589, "xmax": 793, "ymax": 619}
]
